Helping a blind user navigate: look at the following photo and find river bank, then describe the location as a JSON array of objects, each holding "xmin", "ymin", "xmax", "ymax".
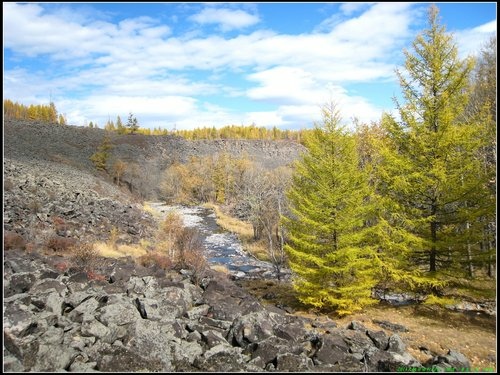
[{"xmin": 146, "ymin": 202, "xmax": 288, "ymax": 281}]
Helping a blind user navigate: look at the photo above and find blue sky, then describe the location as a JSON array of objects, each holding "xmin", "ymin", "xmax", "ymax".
[{"xmin": 3, "ymin": 2, "xmax": 497, "ymax": 130}]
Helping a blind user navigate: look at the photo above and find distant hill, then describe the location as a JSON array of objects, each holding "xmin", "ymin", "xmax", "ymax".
[
  {"xmin": 3, "ymin": 118, "xmax": 304, "ymax": 244},
  {"xmin": 4, "ymin": 119, "xmax": 305, "ymax": 199}
]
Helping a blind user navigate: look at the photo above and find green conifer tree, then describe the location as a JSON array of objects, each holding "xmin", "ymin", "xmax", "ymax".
[
  {"xmin": 375, "ymin": 5, "xmax": 490, "ymax": 287},
  {"xmin": 126, "ymin": 112, "xmax": 139, "ymax": 134},
  {"xmin": 283, "ymin": 103, "xmax": 380, "ymax": 316},
  {"xmin": 90, "ymin": 135, "xmax": 113, "ymax": 171}
]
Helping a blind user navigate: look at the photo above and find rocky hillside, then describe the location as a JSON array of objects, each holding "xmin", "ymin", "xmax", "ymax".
[
  {"xmin": 4, "ymin": 249, "xmax": 470, "ymax": 372},
  {"xmin": 3, "ymin": 157, "xmax": 156, "ymax": 246},
  {"xmin": 4, "ymin": 119, "xmax": 304, "ymax": 199},
  {"xmin": 4, "ymin": 118, "xmax": 303, "ymax": 247}
]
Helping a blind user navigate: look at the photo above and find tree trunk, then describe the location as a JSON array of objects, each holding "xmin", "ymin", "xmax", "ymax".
[
  {"xmin": 430, "ymin": 203, "xmax": 437, "ymax": 272},
  {"xmin": 466, "ymin": 221, "xmax": 474, "ymax": 278}
]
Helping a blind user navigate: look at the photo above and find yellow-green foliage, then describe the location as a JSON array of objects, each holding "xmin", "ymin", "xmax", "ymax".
[
  {"xmin": 156, "ymin": 211, "xmax": 184, "ymax": 258},
  {"xmin": 90, "ymin": 135, "xmax": 113, "ymax": 171},
  {"xmin": 4, "ymin": 99, "xmax": 64, "ymax": 124},
  {"xmin": 161, "ymin": 154, "xmax": 255, "ymax": 205},
  {"xmin": 423, "ymin": 294, "xmax": 457, "ymax": 307},
  {"xmin": 174, "ymin": 124, "xmax": 312, "ymax": 144},
  {"xmin": 374, "ymin": 5, "xmax": 493, "ymax": 284},
  {"xmin": 284, "ymin": 103, "xmax": 380, "ymax": 316}
]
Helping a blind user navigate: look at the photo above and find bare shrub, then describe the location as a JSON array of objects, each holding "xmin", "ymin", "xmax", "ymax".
[
  {"xmin": 52, "ymin": 216, "xmax": 68, "ymax": 234},
  {"xmin": 46, "ymin": 235, "xmax": 77, "ymax": 252},
  {"xmin": 71, "ymin": 242, "xmax": 99, "ymax": 271},
  {"xmin": 175, "ymin": 227, "xmax": 207, "ymax": 284},
  {"xmin": 137, "ymin": 252, "xmax": 174, "ymax": 270},
  {"xmin": 175, "ymin": 227, "xmax": 203, "ymax": 263},
  {"xmin": 4, "ymin": 230, "xmax": 26, "ymax": 251},
  {"xmin": 183, "ymin": 248, "xmax": 208, "ymax": 284},
  {"xmin": 159, "ymin": 212, "xmax": 184, "ymax": 240},
  {"xmin": 158, "ymin": 211, "xmax": 184, "ymax": 258}
]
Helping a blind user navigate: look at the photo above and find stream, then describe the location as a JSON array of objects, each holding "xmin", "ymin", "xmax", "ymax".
[
  {"xmin": 147, "ymin": 202, "xmax": 284, "ymax": 280},
  {"xmin": 145, "ymin": 202, "xmax": 495, "ymax": 316}
]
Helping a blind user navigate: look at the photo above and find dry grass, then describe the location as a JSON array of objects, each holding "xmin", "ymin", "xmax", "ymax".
[
  {"xmin": 203, "ymin": 203, "xmax": 253, "ymax": 238},
  {"xmin": 245, "ymin": 240, "xmax": 271, "ymax": 262},
  {"xmin": 210, "ymin": 264, "xmax": 231, "ymax": 275},
  {"xmin": 94, "ymin": 242, "xmax": 148, "ymax": 258},
  {"xmin": 137, "ymin": 252, "xmax": 173, "ymax": 270},
  {"xmin": 203, "ymin": 203, "xmax": 269, "ymax": 261},
  {"xmin": 143, "ymin": 201, "xmax": 161, "ymax": 218},
  {"xmin": 334, "ymin": 304, "xmax": 496, "ymax": 371},
  {"xmin": 238, "ymin": 279, "xmax": 497, "ymax": 371}
]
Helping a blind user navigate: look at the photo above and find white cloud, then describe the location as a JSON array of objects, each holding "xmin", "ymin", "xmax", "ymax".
[
  {"xmin": 4, "ymin": 2, "xmax": 493, "ymax": 131},
  {"xmin": 189, "ymin": 7, "xmax": 260, "ymax": 31},
  {"xmin": 246, "ymin": 67, "xmax": 320, "ymax": 104},
  {"xmin": 58, "ymin": 95, "xmax": 198, "ymax": 129},
  {"xmin": 339, "ymin": 2, "xmax": 374, "ymax": 16},
  {"xmin": 453, "ymin": 20, "xmax": 497, "ymax": 57},
  {"xmin": 3, "ymin": 3, "xmax": 171, "ymax": 60}
]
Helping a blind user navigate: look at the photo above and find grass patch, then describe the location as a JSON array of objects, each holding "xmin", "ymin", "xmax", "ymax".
[
  {"xmin": 203, "ymin": 203, "xmax": 253, "ymax": 238},
  {"xmin": 143, "ymin": 201, "xmax": 161, "ymax": 218},
  {"xmin": 245, "ymin": 240, "xmax": 270, "ymax": 262},
  {"xmin": 94, "ymin": 242, "xmax": 148, "ymax": 258},
  {"xmin": 445, "ymin": 276, "xmax": 496, "ymax": 301},
  {"xmin": 210, "ymin": 264, "xmax": 231, "ymax": 275}
]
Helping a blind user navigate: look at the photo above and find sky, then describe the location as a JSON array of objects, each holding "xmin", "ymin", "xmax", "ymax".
[{"xmin": 3, "ymin": 2, "xmax": 497, "ymax": 131}]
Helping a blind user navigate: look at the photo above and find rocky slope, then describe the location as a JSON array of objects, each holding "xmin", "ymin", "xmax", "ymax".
[
  {"xmin": 4, "ymin": 119, "xmax": 304, "ymax": 199},
  {"xmin": 4, "ymin": 118, "xmax": 303, "ymax": 248},
  {"xmin": 3, "ymin": 157, "xmax": 156, "ymax": 247},
  {"xmin": 3, "ymin": 249, "xmax": 471, "ymax": 372}
]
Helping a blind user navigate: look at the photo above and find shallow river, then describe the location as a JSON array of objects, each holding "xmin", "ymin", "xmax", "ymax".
[{"xmin": 147, "ymin": 202, "xmax": 281, "ymax": 280}]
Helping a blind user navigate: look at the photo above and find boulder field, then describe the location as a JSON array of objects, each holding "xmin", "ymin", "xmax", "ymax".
[{"xmin": 4, "ymin": 249, "xmax": 470, "ymax": 372}]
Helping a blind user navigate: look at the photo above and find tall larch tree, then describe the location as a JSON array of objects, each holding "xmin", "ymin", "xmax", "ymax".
[
  {"xmin": 375, "ymin": 5, "xmax": 490, "ymax": 285},
  {"xmin": 283, "ymin": 103, "xmax": 381, "ymax": 316},
  {"xmin": 465, "ymin": 35, "xmax": 496, "ymax": 278}
]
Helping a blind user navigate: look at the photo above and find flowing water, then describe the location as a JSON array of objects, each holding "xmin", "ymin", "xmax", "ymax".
[{"xmin": 147, "ymin": 202, "xmax": 281, "ymax": 279}]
